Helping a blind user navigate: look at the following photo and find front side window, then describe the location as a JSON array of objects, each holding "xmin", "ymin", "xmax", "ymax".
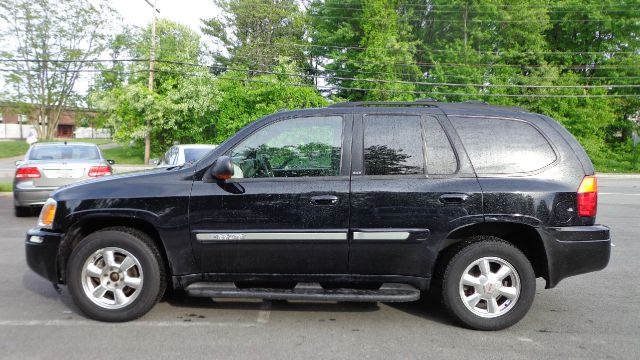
[
  {"xmin": 364, "ymin": 115, "xmax": 425, "ymax": 176},
  {"xmin": 230, "ymin": 116, "xmax": 343, "ymax": 178}
]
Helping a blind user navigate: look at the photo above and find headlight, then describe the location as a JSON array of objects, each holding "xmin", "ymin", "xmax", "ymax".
[{"xmin": 38, "ymin": 198, "xmax": 57, "ymax": 229}]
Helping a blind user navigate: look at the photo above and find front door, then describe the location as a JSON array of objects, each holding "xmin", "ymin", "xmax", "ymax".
[
  {"xmin": 190, "ymin": 115, "xmax": 352, "ymax": 275},
  {"xmin": 349, "ymin": 113, "xmax": 483, "ymax": 277}
]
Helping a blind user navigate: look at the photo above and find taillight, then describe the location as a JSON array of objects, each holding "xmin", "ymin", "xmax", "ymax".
[
  {"xmin": 88, "ymin": 166, "xmax": 112, "ymax": 177},
  {"xmin": 15, "ymin": 167, "xmax": 41, "ymax": 179},
  {"xmin": 577, "ymin": 175, "xmax": 597, "ymax": 217}
]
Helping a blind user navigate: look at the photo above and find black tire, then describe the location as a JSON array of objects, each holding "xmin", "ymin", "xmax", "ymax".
[
  {"xmin": 14, "ymin": 205, "xmax": 31, "ymax": 217},
  {"xmin": 66, "ymin": 227, "xmax": 166, "ymax": 322},
  {"xmin": 437, "ymin": 238, "xmax": 536, "ymax": 331}
]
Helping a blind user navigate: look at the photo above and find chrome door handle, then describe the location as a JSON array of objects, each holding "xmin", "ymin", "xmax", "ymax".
[
  {"xmin": 439, "ymin": 193, "xmax": 469, "ymax": 204},
  {"xmin": 311, "ymin": 195, "xmax": 339, "ymax": 206}
]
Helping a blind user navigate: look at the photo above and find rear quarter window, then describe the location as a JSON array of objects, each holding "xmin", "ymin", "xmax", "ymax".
[{"xmin": 450, "ymin": 116, "xmax": 557, "ymax": 174}]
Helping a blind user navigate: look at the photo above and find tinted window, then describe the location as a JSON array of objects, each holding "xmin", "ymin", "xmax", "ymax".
[
  {"xmin": 29, "ymin": 145, "xmax": 100, "ymax": 161},
  {"xmin": 230, "ymin": 116, "xmax": 342, "ymax": 178},
  {"xmin": 184, "ymin": 148, "xmax": 214, "ymax": 163},
  {"xmin": 451, "ymin": 117, "xmax": 556, "ymax": 174},
  {"xmin": 364, "ymin": 115, "xmax": 424, "ymax": 175},
  {"xmin": 424, "ymin": 117, "xmax": 457, "ymax": 175}
]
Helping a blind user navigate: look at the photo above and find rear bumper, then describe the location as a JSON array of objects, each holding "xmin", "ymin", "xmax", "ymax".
[
  {"xmin": 537, "ymin": 225, "xmax": 611, "ymax": 288},
  {"xmin": 25, "ymin": 228, "xmax": 64, "ymax": 283},
  {"xmin": 14, "ymin": 187, "xmax": 57, "ymax": 206}
]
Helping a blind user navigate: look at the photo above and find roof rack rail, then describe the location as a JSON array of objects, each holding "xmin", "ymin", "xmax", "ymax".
[
  {"xmin": 463, "ymin": 100, "xmax": 489, "ymax": 105},
  {"xmin": 328, "ymin": 100, "xmax": 438, "ymax": 108}
]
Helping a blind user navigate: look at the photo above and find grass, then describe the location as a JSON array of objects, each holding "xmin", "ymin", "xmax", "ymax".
[
  {"xmin": 592, "ymin": 151, "xmax": 640, "ymax": 173},
  {"xmin": 102, "ymin": 144, "xmax": 146, "ymax": 165},
  {"xmin": 0, "ymin": 182, "xmax": 11, "ymax": 192},
  {"xmin": 0, "ymin": 140, "xmax": 29, "ymax": 159}
]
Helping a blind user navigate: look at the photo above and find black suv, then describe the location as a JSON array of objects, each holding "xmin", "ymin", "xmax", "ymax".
[{"xmin": 25, "ymin": 100, "xmax": 610, "ymax": 330}]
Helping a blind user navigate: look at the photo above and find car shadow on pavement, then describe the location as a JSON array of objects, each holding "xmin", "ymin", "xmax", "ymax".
[
  {"xmin": 164, "ymin": 292, "xmax": 381, "ymax": 313},
  {"xmin": 384, "ymin": 296, "xmax": 457, "ymax": 327},
  {"xmin": 22, "ymin": 270, "xmax": 82, "ymax": 314},
  {"xmin": 163, "ymin": 290, "xmax": 456, "ymax": 326}
]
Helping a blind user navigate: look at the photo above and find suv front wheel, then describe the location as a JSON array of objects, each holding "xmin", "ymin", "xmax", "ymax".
[
  {"xmin": 66, "ymin": 227, "xmax": 166, "ymax": 322},
  {"xmin": 439, "ymin": 238, "xmax": 536, "ymax": 330}
]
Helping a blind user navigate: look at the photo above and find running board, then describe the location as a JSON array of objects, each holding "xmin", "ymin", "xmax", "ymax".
[{"xmin": 184, "ymin": 282, "xmax": 421, "ymax": 303}]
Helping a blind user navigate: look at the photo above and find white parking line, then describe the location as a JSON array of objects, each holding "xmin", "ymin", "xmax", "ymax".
[
  {"xmin": 599, "ymin": 193, "xmax": 640, "ymax": 196},
  {"xmin": 0, "ymin": 319, "xmax": 258, "ymax": 327},
  {"xmin": 257, "ymin": 300, "xmax": 271, "ymax": 324}
]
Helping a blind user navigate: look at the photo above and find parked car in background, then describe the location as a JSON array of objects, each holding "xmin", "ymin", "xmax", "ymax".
[
  {"xmin": 155, "ymin": 144, "xmax": 217, "ymax": 167},
  {"xmin": 13, "ymin": 142, "xmax": 114, "ymax": 217}
]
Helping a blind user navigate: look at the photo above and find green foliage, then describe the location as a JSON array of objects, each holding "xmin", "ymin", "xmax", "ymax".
[
  {"xmin": 102, "ymin": 144, "xmax": 146, "ymax": 165},
  {"xmin": 92, "ymin": 1, "xmax": 640, "ymax": 172},
  {"xmin": 0, "ymin": 182, "xmax": 11, "ymax": 192},
  {"xmin": 90, "ymin": 19, "xmax": 220, "ymax": 153},
  {"xmin": 0, "ymin": 140, "xmax": 29, "ymax": 158},
  {"xmin": 310, "ymin": 0, "xmax": 421, "ymax": 100},
  {"xmin": 213, "ymin": 70, "xmax": 328, "ymax": 143},
  {"xmin": 202, "ymin": 0, "xmax": 306, "ymax": 70},
  {"xmin": 91, "ymin": 73, "xmax": 221, "ymax": 153}
]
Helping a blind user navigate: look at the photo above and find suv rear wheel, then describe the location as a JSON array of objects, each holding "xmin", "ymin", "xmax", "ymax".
[
  {"xmin": 66, "ymin": 227, "xmax": 166, "ymax": 322},
  {"xmin": 438, "ymin": 238, "xmax": 535, "ymax": 330}
]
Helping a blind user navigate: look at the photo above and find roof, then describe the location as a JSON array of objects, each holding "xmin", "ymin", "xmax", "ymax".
[{"xmin": 31, "ymin": 142, "xmax": 98, "ymax": 147}]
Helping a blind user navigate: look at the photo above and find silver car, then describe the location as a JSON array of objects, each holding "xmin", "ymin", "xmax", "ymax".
[
  {"xmin": 13, "ymin": 142, "xmax": 114, "ymax": 216},
  {"xmin": 156, "ymin": 144, "xmax": 217, "ymax": 167}
]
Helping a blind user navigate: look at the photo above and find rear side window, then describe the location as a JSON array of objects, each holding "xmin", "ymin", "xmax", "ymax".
[
  {"xmin": 364, "ymin": 115, "xmax": 424, "ymax": 175},
  {"xmin": 423, "ymin": 117, "xmax": 457, "ymax": 175},
  {"xmin": 451, "ymin": 117, "xmax": 556, "ymax": 174}
]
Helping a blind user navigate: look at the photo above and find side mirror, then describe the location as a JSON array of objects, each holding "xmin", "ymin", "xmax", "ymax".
[
  {"xmin": 15, "ymin": 160, "xmax": 23, "ymax": 167},
  {"xmin": 107, "ymin": 159, "xmax": 116, "ymax": 165},
  {"xmin": 209, "ymin": 156, "xmax": 234, "ymax": 181}
]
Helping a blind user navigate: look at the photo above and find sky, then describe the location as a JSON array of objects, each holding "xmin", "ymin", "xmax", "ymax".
[{"xmin": 110, "ymin": 0, "xmax": 220, "ymax": 34}]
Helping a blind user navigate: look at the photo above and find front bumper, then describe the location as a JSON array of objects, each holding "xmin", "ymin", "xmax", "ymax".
[
  {"xmin": 538, "ymin": 225, "xmax": 611, "ymax": 288},
  {"xmin": 25, "ymin": 228, "xmax": 64, "ymax": 283}
]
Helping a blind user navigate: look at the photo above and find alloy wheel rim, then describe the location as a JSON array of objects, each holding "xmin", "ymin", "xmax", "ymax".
[
  {"xmin": 458, "ymin": 256, "xmax": 521, "ymax": 318},
  {"xmin": 80, "ymin": 247, "xmax": 144, "ymax": 310}
]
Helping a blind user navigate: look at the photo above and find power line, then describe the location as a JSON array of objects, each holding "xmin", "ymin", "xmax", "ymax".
[
  {"xmin": 303, "ymin": 13, "xmax": 640, "ymax": 23},
  {"xmin": 4, "ymin": 57, "xmax": 640, "ymax": 70},
  {"xmin": 279, "ymin": 42, "xmax": 640, "ymax": 55},
  {"xmin": 3, "ymin": 66, "xmax": 639, "ymax": 97},
  {"xmin": 3, "ymin": 67, "xmax": 639, "ymax": 98}
]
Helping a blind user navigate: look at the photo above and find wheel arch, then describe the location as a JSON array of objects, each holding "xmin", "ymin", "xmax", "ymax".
[
  {"xmin": 435, "ymin": 222, "xmax": 549, "ymax": 283},
  {"xmin": 57, "ymin": 214, "xmax": 172, "ymax": 286}
]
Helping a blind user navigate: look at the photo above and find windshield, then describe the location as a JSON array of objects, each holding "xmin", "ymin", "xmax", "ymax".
[
  {"xmin": 184, "ymin": 148, "xmax": 214, "ymax": 163},
  {"xmin": 28, "ymin": 145, "xmax": 100, "ymax": 161}
]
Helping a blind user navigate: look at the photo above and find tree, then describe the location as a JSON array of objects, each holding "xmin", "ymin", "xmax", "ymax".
[
  {"xmin": 0, "ymin": 0, "xmax": 116, "ymax": 139},
  {"xmin": 213, "ymin": 69, "xmax": 328, "ymax": 142},
  {"xmin": 91, "ymin": 74, "xmax": 221, "ymax": 153},
  {"xmin": 309, "ymin": 0, "xmax": 421, "ymax": 101},
  {"xmin": 90, "ymin": 19, "xmax": 218, "ymax": 153},
  {"xmin": 202, "ymin": 0, "xmax": 307, "ymax": 70}
]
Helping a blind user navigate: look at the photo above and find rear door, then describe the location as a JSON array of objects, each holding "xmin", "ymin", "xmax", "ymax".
[{"xmin": 349, "ymin": 112, "xmax": 483, "ymax": 277}]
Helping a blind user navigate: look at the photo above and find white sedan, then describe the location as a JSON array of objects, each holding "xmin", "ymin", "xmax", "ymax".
[{"xmin": 156, "ymin": 144, "xmax": 217, "ymax": 167}]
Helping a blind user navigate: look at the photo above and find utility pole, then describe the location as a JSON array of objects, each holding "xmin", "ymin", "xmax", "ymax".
[{"xmin": 144, "ymin": 0, "xmax": 159, "ymax": 165}]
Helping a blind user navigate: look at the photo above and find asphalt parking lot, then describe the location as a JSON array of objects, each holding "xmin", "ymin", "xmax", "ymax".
[{"xmin": 0, "ymin": 176, "xmax": 638, "ymax": 359}]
